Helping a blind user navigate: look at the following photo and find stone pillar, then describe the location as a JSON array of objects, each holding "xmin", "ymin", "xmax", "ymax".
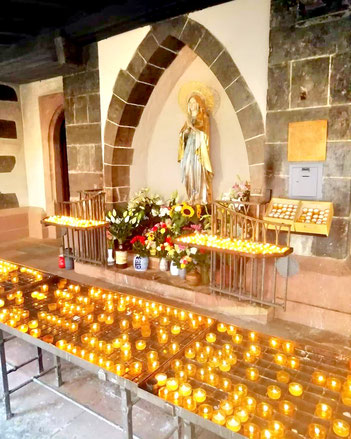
[{"xmin": 63, "ymin": 43, "xmax": 103, "ymax": 199}]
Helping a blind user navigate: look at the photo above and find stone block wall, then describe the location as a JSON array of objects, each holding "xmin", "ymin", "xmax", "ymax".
[
  {"xmin": 266, "ymin": 1, "xmax": 351, "ymax": 259},
  {"xmin": 63, "ymin": 44, "xmax": 103, "ymax": 199}
]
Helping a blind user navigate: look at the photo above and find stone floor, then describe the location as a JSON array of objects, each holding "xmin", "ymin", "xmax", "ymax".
[{"xmin": 0, "ymin": 237, "xmax": 350, "ymax": 439}]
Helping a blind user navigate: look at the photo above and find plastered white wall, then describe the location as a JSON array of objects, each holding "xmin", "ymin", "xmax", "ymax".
[
  {"xmin": 98, "ymin": 25, "xmax": 150, "ymax": 145},
  {"xmin": 190, "ymin": 0, "xmax": 271, "ymax": 119},
  {"xmin": 130, "ymin": 47, "xmax": 250, "ymax": 200},
  {"xmin": 20, "ymin": 76, "xmax": 63, "ymax": 210}
]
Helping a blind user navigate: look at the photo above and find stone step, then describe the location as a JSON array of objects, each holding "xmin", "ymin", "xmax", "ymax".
[{"xmin": 74, "ymin": 261, "xmax": 274, "ymax": 324}]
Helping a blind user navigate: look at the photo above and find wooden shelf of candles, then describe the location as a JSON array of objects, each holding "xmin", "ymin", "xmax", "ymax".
[
  {"xmin": 1, "ymin": 258, "xmax": 351, "ymax": 438},
  {"xmin": 42, "ymin": 215, "xmax": 108, "ymax": 230},
  {"xmin": 174, "ymin": 234, "xmax": 293, "ymax": 260},
  {"xmin": 264, "ymin": 198, "xmax": 333, "ymax": 236}
]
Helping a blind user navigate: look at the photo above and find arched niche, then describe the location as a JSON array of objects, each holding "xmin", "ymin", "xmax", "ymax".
[{"xmin": 104, "ymin": 16, "xmax": 266, "ymax": 208}]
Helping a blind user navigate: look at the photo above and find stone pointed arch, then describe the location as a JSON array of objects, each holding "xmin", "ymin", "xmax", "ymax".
[{"xmin": 104, "ymin": 15, "xmax": 265, "ymax": 207}]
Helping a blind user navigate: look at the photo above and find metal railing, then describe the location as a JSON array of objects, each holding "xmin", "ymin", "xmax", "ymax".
[
  {"xmin": 56, "ymin": 190, "xmax": 107, "ymax": 266},
  {"xmin": 210, "ymin": 202, "xmax": 292, "ymax": 310}
]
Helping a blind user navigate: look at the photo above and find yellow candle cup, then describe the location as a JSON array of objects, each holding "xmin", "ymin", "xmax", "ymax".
[
  {"xmin": 243, "ymin": 423, "xmax": 260, "ymax": 439},
  {"xmin": 212, "ymin": 410, "xmax": 226, "ymax": 426},
  {"xmin": 243, "ymin": 396, "xmax": 257, "ymax": 414},
  {"xmin": 198, "ymin": 403, "xmax": 213, "ymax": 419},
  {"xmin": 135, "ymin": 339, "xmax": 146, "ymax": 351},
  {"xmin": 276, "ymin": 370, "xmax": 290, "ymax": 384},
  {"xmin": 308, "ymin": 424, "xmax": 326, "ymax": 439},
  {"xmin": 257, "ymin": 402, "xmax": 273, "ymax": 419},
  {"xmin": 274, "ymin": 353, "xmax": 287, "ymax": 366},
  {"xmin": 269, "ymin": 337, "xmax": 281, "ymax": 349},
  {"xmin": 171, "ymin": 324, "xmax": 181, "ymax": 335},
  {"xmin": 267, "ymin": 385, "xmax": 281, "ymax": 400},
  {"xmin": 193, "ymin": 388, "xmax": 206, "ymax": 403},
  {"xmin": 155, "ymin": 373, "xmax": 167, "ymax": 387},
  {"xmin": 315, "ymin": 403, "xmax": 332, "ymax": 420},
  {"xmin": 179, "ymin": 383, "xmax": 192, "ymax": 397},
  {"xmin": 326, "ymin": 376, "xmax": 341, "ymax": 392},
  {"xmin": 234, "ymin": 407, "xmax": 249, "ymax": 423},
  {"xmin": 289, "ymin": 382, "xmax": 303, "ymax": 397},
  {"xmin": 267, "ymin": 421, "xmax": 285, "ymax": 439},
  {"xmin": 246, "ymin": 367, "xmax": 260, "ymax": 381},
  {"xmin": 219, "ymin": 400, "xmax": 234, "ymax": 416},
  {"xmin": 206, "ymin": 332, "xmax": 216, "ymax": 343},
  {"xmin": 333, "ymin": 420, "xmax": 350, "ymax": 438},
  {"xmin": 279, "ymin": 400, "xmax": 296, "ymax": 417},
  {"xmin": 312, "ymin": 371, "xmax": 327, "ymax": 386},
  {"xmin": 182, "ymin": 396, "xmax": 197, "ymax": 412},
  {"xmin": 166, "ymin": 378, "xmax": 179, "ymax": 391},
  {"xmin": 226, "ymin": 415, "xmax": 241, "ymax": 432}
]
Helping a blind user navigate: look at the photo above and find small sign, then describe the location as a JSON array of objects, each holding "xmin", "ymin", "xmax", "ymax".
[{"xmin": 288, "ymin": 120, "xmax": 327, "ymax": 162}]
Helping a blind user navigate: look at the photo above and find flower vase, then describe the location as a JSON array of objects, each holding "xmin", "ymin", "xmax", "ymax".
[
  {"xmin": 133, "ymin": 255, "xmax": 149, "ymax": 272},
  {"xmin": 170, "ymin": 261, "xmax": 179, "ymax": 276},
  {"xmin": 107, "ymin": 248, "xmax": 114, "ymax": 266},
  {"xmin": 185, "ymin": 269, "xmax": 201, "ymax": 287},
  {"xmin": 159, "ymin": 257, "xmax": 168, "ymax": 272},
  {"xmin": 115, "ymin": 241, "xmax": 128, "ymax": 269},
  {"xmin": 178, "ymin": 268, "xmax": 186, "ymax": 280}
]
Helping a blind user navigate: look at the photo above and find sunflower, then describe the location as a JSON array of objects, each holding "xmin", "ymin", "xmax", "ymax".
[
  {"xmin": 196, "ymin": 204, "xmax": 202, "ymax": 218},
  {"xmin": 181, "ymin": 203, "xmax": 195, "ymax": 218}
]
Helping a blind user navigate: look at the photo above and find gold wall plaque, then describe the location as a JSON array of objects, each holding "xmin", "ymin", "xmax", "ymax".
[{"xmin": 288, "ymin": 120, "xmax": 327, "ymax": 162}]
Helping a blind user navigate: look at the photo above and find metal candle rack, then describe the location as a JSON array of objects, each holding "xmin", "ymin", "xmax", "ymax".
[{"xmin": 0, "ymin": 259, "xmax": 350, "ymax": 439}]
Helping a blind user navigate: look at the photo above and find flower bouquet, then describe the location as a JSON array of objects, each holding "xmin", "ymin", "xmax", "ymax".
[
  {"xmin": 130, "ymin": 235, "xmax": 150, "ymax": 272},
  {"xmin": 169, "ymin": 202, "xmax": 201, "ymax": 236}
]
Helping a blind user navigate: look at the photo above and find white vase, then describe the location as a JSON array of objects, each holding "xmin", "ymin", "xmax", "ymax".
[
  {"xmin": 159, "ymin": 257, "xmax": 168, "ymax": 272},
  {"xmin": 107, "ymin": 248, "xmax": 114, "ymax": 266},
  {"xmin": 170, "ymin": 261, "xmax": 179, "ymax": 276}
]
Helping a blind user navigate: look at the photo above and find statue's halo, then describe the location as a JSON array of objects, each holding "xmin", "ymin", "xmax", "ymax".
[{"xmin": 178, "ymin": 81, "xmax": 220, "ymax": 114}]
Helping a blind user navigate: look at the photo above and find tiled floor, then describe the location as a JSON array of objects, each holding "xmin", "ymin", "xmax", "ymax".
[{"xmin": 0, "ymin": 238, "xmax": 350, "ymax": 439}]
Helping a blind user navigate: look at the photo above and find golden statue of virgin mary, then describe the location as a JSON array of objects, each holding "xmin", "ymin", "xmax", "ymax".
[{"xmin": 178, "ymin": 83, "xmax": 215, "ymax": 205}]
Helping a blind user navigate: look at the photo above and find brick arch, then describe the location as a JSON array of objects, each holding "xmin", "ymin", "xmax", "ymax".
[{"xmin": 104, "ymin": 16, "xmax": 265, "ymax": 207}]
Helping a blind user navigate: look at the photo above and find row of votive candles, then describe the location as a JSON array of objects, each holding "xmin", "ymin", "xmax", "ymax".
[{"xmin": 155, "ymin": 372, "xmax": 351, "ymax": 438}]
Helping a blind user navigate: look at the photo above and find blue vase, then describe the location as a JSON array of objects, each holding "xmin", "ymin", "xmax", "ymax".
[
  {"xmin": 133, "ymin": 255, "xmax": 149, "ymax": 272},
  {"xmin": 178, "ymin": 268, "xmax": 186, "ymax": 280}
]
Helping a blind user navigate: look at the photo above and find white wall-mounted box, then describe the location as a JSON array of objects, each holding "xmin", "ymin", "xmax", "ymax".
[{"xmin": 289, "ymin": 162, "xmax": 323, "ymax": 200}]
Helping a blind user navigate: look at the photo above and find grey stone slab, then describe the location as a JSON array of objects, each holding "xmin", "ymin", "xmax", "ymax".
[
  {"xmin": 226, "ymin": 76, "xmax": 255, "ymax": 112},
  {"xmin": 69, "ymin": 172, "xmax": 103, "ymax": 196},
  {"xmin": 265, "ymin": 143, "xmax": 288, "ymax": 176},
  {"xmin": 210, "ymin": 49, "xmax": 240, "ymax": 89},
  {"xmin": 266, "ymin": 175, "xmax": 289, "ymax": 198},
  {"xmin": 92, "ymin": 144, "xmax": 103, "ymax": 172},
  {"xmin": 88, "ymin": 94, "xmax": 101, "ymax": 124},
  {"xmin": 66, "ymin": 124, "xmax": 101, "ymax": 145},
  {"xmin": 266, "ymin": 107, "xmax": 329, "ymax": 143},
  {"xmin": 270, "ymin": 1, "xmax": 297, "ymax": 28},
  {"xmin": 329, "ymin": 105, "xmax": 351, "ymax": 140},
  {"xmin": 236, "ymin": 102, "xmax": 264, "ymax": 141},
  {"xmin": 312, "ymin": 217, "xmax": 349, "ymax": 259},
  {"xmin": 64, "ymin": 97, "xmax": 74, "ymax": 125},
  {"xmin": 267, "ymin": 63, "xmax": 290, "ymax": 111},
  {"xmin": 113, "ymin": 70, "xmax": 136, "ymax": 102},
  {"xmin": 195, "ymin": 29, "xmax": 224, "ymax": 66},
  {"xmin": 330, "ymin": 52, "xmax": 351, "ymax": 105},
  {"xmin": 104, "ymin": 120, "xmax": 118, "ymax": 146},
  {"xmin": 83, "ymin": 43, "xmax": 99, "ymax": 71},
  {"xmin": 107, "ymin": 94, "xmax": 124, "ymax": 125},
  {"xmin": 269, "ymin": 19, "xmax": 346, "ymax": 65},
  {"xmin": 74, "ymin": 95, "xmax": 88, "ymax": 124},
  {"xmin": 291, "ymin": 57, "xmax": 329, "ymax": 108},
  {"xmin": 138, "ymin": 32, "xmax": 159, "ymax": 63},
  {"xmin": 180, "ymin": 18, "xmax": 206, "ymax": 50},
  {"xmin": 246, "ymin": 136, "xmax": 265, "ymax": 165},
  {"xmin": 0, "ymin": 155, "xmax": 15, "ymax": 173},
  {"xmin": 324, "ymin": 142, "xmax": 351, "ymax": 178},
  {"xmin": 67, "ymin": 145, "xmax": 77, "ymax": 171},
  {"xmin": 107, "ymin": 147, "xmax": 134, "ymax": 166},
  {"xmin": 323, "ymin": 177, "xmax": 351, "ymax": 217},
  {"xmin": 151, "ymin": 16, "xmax": 188, "ymax": 44},
  {"xmin": 249, "ymin": 163, "xmax": 265, "ymax": 195},
  {"xmin": 63, "ymin": 70, "xmax": 100, "ymax": 97}
]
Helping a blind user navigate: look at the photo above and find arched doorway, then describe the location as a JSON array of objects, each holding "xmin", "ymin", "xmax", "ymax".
[{"xmin": 53, "ymin": 112, "xmax": 70, "ymax": 203}]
